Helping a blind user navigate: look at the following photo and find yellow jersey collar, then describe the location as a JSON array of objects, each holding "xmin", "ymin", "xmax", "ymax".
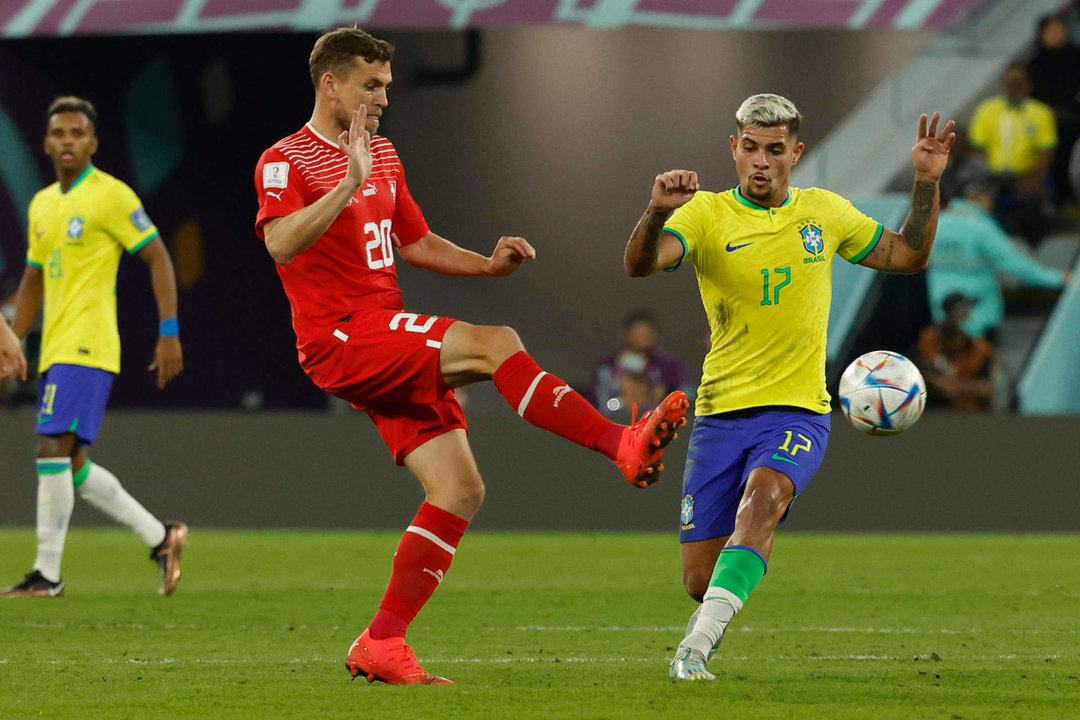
[
  {"xmin": 733, "ymin": 185, "xmax": 792, "ymax": 211},
  {"xmin": 61, "ymin": 164, "xmax": 95, "ymax": 195}
]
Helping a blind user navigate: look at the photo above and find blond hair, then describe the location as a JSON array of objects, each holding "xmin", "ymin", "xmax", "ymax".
[{"xmin": 735, "ymin": 94, "xmax": 801, "ymax": 135}]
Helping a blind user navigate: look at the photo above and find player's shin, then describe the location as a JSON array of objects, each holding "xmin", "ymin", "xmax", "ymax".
[
  {"xmin": 369, "ymin": 502, "xmax": 468, "ymax": 640},
  {"xmin": 682, "ymin": 545, "xmax": 767, "ymax": 657},
  {"xmin": 74, "ymin": 461, "xmax": 167, "ymax": 547},
  {"xmin": 33, "ymin": 458, "xmax": 75, "ymax": 582},
  {"xmin": 492, "ymin": 351, "xmax": 622, "ymax": 460}
]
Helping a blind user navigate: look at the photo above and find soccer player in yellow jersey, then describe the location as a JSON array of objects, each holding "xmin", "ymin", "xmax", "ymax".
[
  {"xmin": 624, "ymin": 94, "xmax": 955, "ymax": 680},
  {"xmin": 1, "ymin": 97, "xmax": 188, "ymax": 598}
]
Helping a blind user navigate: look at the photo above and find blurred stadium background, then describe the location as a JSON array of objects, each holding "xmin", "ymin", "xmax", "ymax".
[{"xmin": 1, "ymin": 0, "xmax": 1078, "ymax": 532}]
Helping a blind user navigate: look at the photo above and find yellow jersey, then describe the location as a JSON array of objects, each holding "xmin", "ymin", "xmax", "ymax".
[
  {"xmin": 664, "ymin": 186, "xmax": 882, "ymax": 416},
  {"xmin": 26, "ymin": 165, "xmax": 159, "ymax": 374},
  {"xmin": 968, "ymin": 96, "xmax": 1057, "ymax": 175}
]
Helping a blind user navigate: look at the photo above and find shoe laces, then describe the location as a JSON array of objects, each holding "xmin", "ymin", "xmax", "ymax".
[
  {"xmin": 379, "ymin": 640, "xmax": 426, "ymax": 676},
  {"xmin": 628, "ymin": 403, "xmax": 657, "ymax": 431}
]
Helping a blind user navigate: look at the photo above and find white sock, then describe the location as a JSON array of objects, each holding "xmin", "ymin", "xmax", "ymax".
[
  {"xmin": 681, "ymin": 588, "xmax": 744, "ymax": 659},
  {"xmin": 76, "ymin": 461, "xmax": 166, "ymax": 548},
  {"xmin": 33, "ymin": 458, "xmax": 75, "ymax": 583}
]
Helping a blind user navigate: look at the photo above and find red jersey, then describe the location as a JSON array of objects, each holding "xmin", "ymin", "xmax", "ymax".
[{"xmin": 254, "ymin": 124, "xmax": 430, "ymax": 354}]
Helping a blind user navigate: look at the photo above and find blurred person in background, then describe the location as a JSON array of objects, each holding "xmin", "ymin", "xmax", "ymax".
[
  {"xmin": 1, "ymin": 97, "xmax": 187, "ymax": 599},
  {"xmin": 917, "ymin": 293, "xmax": 1000, "ymax": 412},
  {"xmin": 587, "ymin": 308, "xmax": 689, "ymax": 416},
  {"xmin": 927, "ymin": 178, "xmax": 1070, "ymax": 343},
  {"xmin": 624, "ymin": 93, "xmax": 955, "ymax": 681},
  {"xmin": 968, "ymin": 63, "xmax": 1057, "ymax": 243},
  {"xmin": 1027, "ymin": 13, "xmax": 1080, "ymax": 208},
  {"xmin": 255, "ymin": 27, "xmax": 688, "ymax": 686}
]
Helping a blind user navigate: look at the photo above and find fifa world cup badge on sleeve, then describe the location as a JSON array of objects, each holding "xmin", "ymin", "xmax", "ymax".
[
  {"xmin": 129, "ymin": 208, "xmax": 153, "ymax": 233},
  {"xmin": 263, "ymin": 162, "xmax": 289, "ymax": 189}
]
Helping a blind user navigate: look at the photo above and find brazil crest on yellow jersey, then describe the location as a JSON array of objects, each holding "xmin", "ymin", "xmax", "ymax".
[
  {"xmin": 26, "ymin": 165, "xmax": 159, "ymax": 374},
  {"xmin": 664, "ymin": 186, "xmax": 882, "ymax": 416}
]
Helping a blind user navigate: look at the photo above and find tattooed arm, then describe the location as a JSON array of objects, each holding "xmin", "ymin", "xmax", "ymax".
[
  {"xmin": 858, "ymin": 113, "xmax": 956, "ymax": 274},
  {"xmin": 625, "ymin": 170, "xmax": 698, "ymax": 277}
]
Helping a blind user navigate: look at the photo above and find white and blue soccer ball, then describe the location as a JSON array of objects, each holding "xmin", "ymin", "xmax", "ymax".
[{"xmin": 838, "ymin": 350, "xmax": 926, "ymax": 436}]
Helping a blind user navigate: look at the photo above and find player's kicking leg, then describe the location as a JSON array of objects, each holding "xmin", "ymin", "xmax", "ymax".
[{"xmin": 441, "ymin": 322, "xmax": 689, "ymax": 486}]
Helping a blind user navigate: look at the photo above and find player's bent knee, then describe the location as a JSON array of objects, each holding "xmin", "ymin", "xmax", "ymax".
[
  {"xmin": 35, "ymin": 433, "xmax": 75, "ymax": 459},
  {"xmin": 684, "ymin": 571, "xmax": 709, "ymax": 603},
  {"xmin": 437, "ymin": 473, "xmax": 485, "ymax": 515},
  {"xmin": 487, "ymin": 325, "xmax": 524, "ymax": 364}
]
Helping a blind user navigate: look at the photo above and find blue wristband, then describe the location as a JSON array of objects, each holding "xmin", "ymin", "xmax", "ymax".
[{"xmin": 159, "ymin": 318, "xmax": 179, "ymax": 337}]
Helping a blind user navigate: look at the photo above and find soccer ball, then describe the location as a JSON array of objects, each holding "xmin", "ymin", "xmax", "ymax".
[{"xmin": 838, "ymin": 350, "xmax": 926, "ymax": 436}]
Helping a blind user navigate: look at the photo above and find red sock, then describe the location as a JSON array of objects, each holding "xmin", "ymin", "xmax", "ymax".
[
  {"xmin": 493, "ymin": 351, "xmax": 623, "ymax": 461},
  {"xmin": 369, "ymin": 502, "xmax": 469, "ymax": 640}
]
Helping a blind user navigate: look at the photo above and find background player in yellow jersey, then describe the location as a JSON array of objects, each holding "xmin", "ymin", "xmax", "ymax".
[
  {"xmin": 1, "ymin": 97, "xmax": 187, "ymax": 598},
  {"xmin": 624, "ymin": 94, "xmax": 955, "ymax": 680}
]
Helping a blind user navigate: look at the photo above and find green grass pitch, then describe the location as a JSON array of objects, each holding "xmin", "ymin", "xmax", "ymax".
[{"xmin": 1, "ymin": 529, "xmax": 1078, "ymax": 719}]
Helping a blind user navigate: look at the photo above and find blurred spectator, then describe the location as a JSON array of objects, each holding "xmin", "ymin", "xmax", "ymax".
[
  {"xmin": 927, "ymin": 179, "xmax": 1070, "ymax": 342},
  {"xmin": 968, "ymin": 63, "xmax": 1058, "ymax": 243},
  {"xmin": 587, "ymin": 308, "xmax": 688, "ymax": 416},
  {"xmin": 916, "ymin": 294, "xmax": 1000, "ymax": 412},
  {"xmin": 1027, "ymin": 13, "xmax": 1080, "ymax": 207}
]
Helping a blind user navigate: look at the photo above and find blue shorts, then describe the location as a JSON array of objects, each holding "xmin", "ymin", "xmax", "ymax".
[
  {"xmin": 36, "ymin": 364, "xmax": 115, "ymax": 447},
  {"xmin": 679, "ymin": 407, "xmax": 830, "ymax": 543}
]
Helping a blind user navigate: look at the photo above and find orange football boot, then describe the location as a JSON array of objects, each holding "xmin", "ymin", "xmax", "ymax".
[
  {"xmin": 346, "ymin": 629, "xmax": 453, "ymax": 685},
  {"xmin": 614, "ymin": 390, "xmax": 689, "ymax": 487}
]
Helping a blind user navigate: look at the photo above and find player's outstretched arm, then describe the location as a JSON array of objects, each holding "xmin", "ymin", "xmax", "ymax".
[
  {"xmin": 0, "ymin": 316, "xmax": 27, "ymax": 381},
  {"xmin": 397, "ymin": 232, "xmax": 535, "ymax": 277},
  {"xmin": 263, "ymin": 108, "xmax": 372, "ymax": 264},
  {"xmin": 859, "ymin": 113, "xmax": 955, "ymax": 274},
  {"xmin": 137, "ymin": 237, "xmax": 183, "ymax": 389},
  {"xmin": 625, "ymin": 170, "xmax": 698, "ymax": 277}
]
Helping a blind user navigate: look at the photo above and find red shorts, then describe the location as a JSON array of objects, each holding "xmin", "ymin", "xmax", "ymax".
[{"xmin": 300, "ymin": 309, "xmax": 467, "ymax": 465}]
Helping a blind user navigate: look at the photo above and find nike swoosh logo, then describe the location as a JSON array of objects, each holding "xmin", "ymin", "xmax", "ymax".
[
  {"xmin": 771, "ymin": 452, "xmax": 798, "ymax": 466},
  {"xmin": 726, "ymin": 241, "xmax": 753, "ymax": 252}
]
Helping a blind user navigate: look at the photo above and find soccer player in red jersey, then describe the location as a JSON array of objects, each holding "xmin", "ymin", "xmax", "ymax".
[{"xmin": 254, "ymin": 27, "xmax": 689, "ymax": 685}]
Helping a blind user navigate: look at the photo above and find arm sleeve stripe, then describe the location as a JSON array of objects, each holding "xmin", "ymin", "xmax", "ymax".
[
  {"xmin": 848, "ymin": 223, "xmax": 884, "ymax": 264},
  {"xmin": 26, "ymin": 260, "xmax": 43, "ymax": 269},
  {"xmin": 127, "ymin": 231, "xmax": 160, "ymax": 255},
  {"xmin": 662, "ymin": 228, "xmax": 688, "ymax": 272}
]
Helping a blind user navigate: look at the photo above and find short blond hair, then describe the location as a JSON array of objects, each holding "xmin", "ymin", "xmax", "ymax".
[
  {"xmin": 735, "ymin": 94, "xmax": 801, "ymax": 135},
  {"xmin": 309, "ymin": 27, "xmax": 394, "ymax": 88}
]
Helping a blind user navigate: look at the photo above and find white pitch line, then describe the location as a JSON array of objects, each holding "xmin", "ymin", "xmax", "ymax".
[
  {"xmin": 0, "ymin": 653, "xmax": 1065, "ymax": 666},
  {"xmin": 516, "ymin": 625, "xmax": 1079, "ymax": 635}
]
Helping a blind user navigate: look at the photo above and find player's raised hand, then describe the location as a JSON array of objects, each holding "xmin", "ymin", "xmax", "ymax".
[
  {"xmin": 339, "ymin": 107, "xmax": 373, "ymax": 189},
  {"xmin": 486, "ymin": 236, "xmax": 536, "ymax": 277},
  {"xmin": 911, "ymin": 113, "xmax": 955, "ymax": 182},
  {"xmin": 650, "ymin": 170, "xmax": 699, "ymax": 212},
  {"xmin": 149, "ymin": 336, "xmax": 183, "ymax": 390}
]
